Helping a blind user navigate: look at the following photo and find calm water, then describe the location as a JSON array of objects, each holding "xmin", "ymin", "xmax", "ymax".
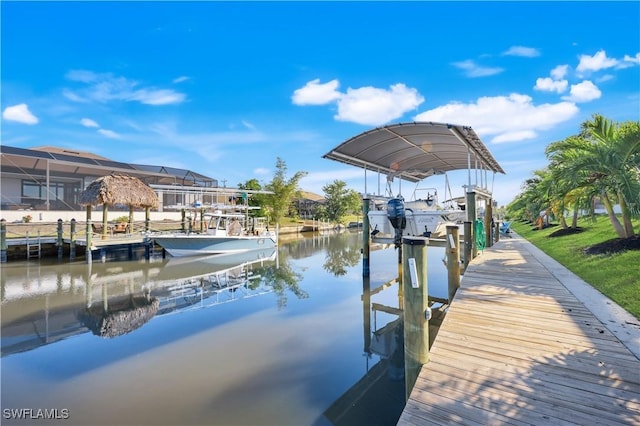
[{"xmin": 1, "ymin": 230, "xmax": 447, "ymax": 426}]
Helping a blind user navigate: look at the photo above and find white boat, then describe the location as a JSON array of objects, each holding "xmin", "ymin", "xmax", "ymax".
[
  {"xmin": 152, "ymin": 211, "xmax": 277, "ymax": 257},
  {"xmin": 368, "ymin": 187, "xmax": 466, "ymax": 240}
]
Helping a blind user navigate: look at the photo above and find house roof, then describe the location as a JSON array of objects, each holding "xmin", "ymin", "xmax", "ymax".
[
  {"xmin": 0, "ymin": 145, "xmax": 216, "ymax": 186},
  {"xmin": 323, "ymin": 122, "xmax": 505, "ymax": 183}
]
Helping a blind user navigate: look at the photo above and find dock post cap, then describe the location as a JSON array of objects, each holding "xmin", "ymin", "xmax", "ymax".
[{"xmin": 402, "ymin": 236, "xmax": 429, "ymax": 246}]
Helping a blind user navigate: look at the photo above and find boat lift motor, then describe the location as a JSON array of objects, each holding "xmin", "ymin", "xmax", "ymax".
[{"xmin": 387, "ymin": 197, "xmax": 406, "ymax": 248}]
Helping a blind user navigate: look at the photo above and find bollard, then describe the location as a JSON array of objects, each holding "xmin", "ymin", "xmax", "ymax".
[
  {"xmin": 463, "ymin": 221, "xmax": 472, "ymax": 272},
  {"xmin": 446, "ymin": 225, "xmax": 460, "ymax": 303},
  {"xmin": 0, "ymin": 219, "xmax": 7, "ymax": 263},
  {"xmin": 70, "ymin": 219, "xmax": 77, "ymax": 260},
  {"xmin": 57, "ymin": 219, "xmax": 64, "ymax": 260},
  {"xmin": 402, "ymin": 236, "xmax": 429, "ymax": 402},
  {"xmin": 362, "ymin": 198, "xmax": 371, "ymax": 277}
]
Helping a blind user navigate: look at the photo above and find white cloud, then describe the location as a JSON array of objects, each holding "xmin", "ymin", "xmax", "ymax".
[
  {"xmin": 562, "ymin": 80, "xmax": 601, "ymax": 103},
  {"xmin": 173, "ymin": 76, "xmax": 190, "ymax": 83},
  {"xmin": 414, "ymin": 93, "xmax": 579, "ymax": 144},
  {"xmin": 623, "ymin": 53, "xmax": 640, "ymax": 64},
  {"xmin": 550, "ymin": 65, "xmax": 569, "ymax": 80},
  {"xmin": 81, "ymin": 118, "xmax": 99, "ymax": 128},
  {"xmin": 2, "ymin": 103, "xmax": 39, "ymax": 125},
  {"xmin": 576, "ymin": 50, "xmax": 618, "ymax": 73},
  {"xmin": 451, "ymin": 60, "xmax": 504, "ymax": 77},
  {"xmin": 534, "ymin": 77, "xmax": 568, "ymax": 94},
  {"xmin": 97, "ymin": 129, "xmax": 121, "ymax": 139},
  {"xmin": 503, "ymin": 46, "xmax": 541, "ymax": 57},
  {"xmin": 64, "ymin": 69, "xmax": 186, "ymax": 106},
  {"xmin": 292, "ymin": 80, "xmax": 424, "ymax": 126},
  {"xmin": 62, "ymin": 89, "xmax": 88, "ymax": 103},
  {"xmin": 492, "ymin": 130, "xmax": 538, "ymax": 144},
  {"xmin": 241, "ymin": 120, "xmax": 255, "ymax": 130},
  {"xmin": 253, "ymin": 167, "xmax": 270, "ymax": 176},
  {"xmin": 291, "ymin": 79, "xmax": 341, "ymax": 105},
  {"xmin": 334, "ymin": 84, "xmax": 424, "ymax": 126},
  {"xmin": 66, "ymin": 69, "xmax": 99, "ymax": 83},
  {"xmin": 596, "ymin": 74, "xmax": 614, "ymax": 83},
  {"xmin": 129, "ymin": 89, "xmax": 186, "ymax": 105}
]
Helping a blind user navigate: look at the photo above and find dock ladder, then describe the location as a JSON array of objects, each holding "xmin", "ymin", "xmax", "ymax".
[{"xmin": 26, "ymin": 231, "xmax": 42, "ymax": 259}]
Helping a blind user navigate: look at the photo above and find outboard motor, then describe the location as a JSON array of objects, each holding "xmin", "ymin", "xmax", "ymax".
[{"xmin": 387, "ymin": 197, "xmax": 406, "ymax": 248}]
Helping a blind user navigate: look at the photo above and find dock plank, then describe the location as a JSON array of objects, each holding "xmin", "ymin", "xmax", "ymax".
[{"xmin": 398, "ymin": 235, "xmax": 640, "ymax": 425}]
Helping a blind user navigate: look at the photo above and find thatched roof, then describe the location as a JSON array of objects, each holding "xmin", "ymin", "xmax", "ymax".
[
  {"xmin": 78, "ymin": 295, "xmax": 160, "ymax": 338},
  {"xmin": 78, "ymin": 174, "xmax": 159, "ymax": 208}
]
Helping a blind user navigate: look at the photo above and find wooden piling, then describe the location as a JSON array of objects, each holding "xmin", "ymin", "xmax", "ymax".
[
  {"xmin": 70, "ymin": 219, "xmax": 77, "ymax": 260},
  {"xmin": 102, "ymin": 204, "xmax": 109, "ymax": 240},
  {"xmin": 463, "ymin": 221, "xmax": 472, "ymax": 272},
  {"xmin": 362, "ymin": 198, "xmax": 371, "ymax": 277},
  {"xmin": 362, "ymin": 276, "xmax": 371, "ymax": 354},
  {"xmin": 1, "ymin": 219, "xmax": 7, "ymax": 263},
  {"xmin": 466, "ymin": 191, "xmax": 477, "ymax": 259},
  {"xmin": 446, "ymin": 225, "xmax": 460, "ymax": 303},
  {"xmin": 181, "ymin": 209, "xmax": 187, "ymax": 232},
  {"xmin": 402, "ymin": 236, "xmax": 429, "ymax": 402},
  {"xmin": 484, "ymin": 198, "xmax": 493, "ymax": 248},
  {"xmin": 86, "ymin": 205, "xmax": 93, "ymax": 264},
  {"xmin": 57, "ymin": 219, "xmax": 64, "ymax": 260},
  {"xmin": 145, "ymin": 207, "xmax": 150, "ymax": 232},
  {"xmin": 128, "ymin": 206, "xmax": 134, "ymax": 235}
]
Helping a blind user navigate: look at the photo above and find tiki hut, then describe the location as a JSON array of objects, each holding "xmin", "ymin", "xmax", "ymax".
[
  {"xmin": 78, "ymin": 295, "xmax": 160, "ymax": 338},
  {"xmin": 78, "ymin": 175, "xmax": 159, "ymax": 238}
]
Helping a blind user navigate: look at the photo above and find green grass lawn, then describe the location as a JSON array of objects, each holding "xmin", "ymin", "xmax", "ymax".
[{"xmin": 511, "ymin": 216, "xmax": 640, "ymax": 320}]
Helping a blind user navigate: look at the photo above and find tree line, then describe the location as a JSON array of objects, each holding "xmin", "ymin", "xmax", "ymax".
[
  {"xmin": 506, "ymin": 114, "xmax": 640, "ymax": 238},
  {"xmin": 237, "ymin": 157, "xmax": 362, "ymax": 226}
]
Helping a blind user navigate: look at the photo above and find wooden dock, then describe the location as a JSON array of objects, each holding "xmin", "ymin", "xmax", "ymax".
[{"xmin": 399, "ymin": 234, "xmax": 640, "ymax": 425}]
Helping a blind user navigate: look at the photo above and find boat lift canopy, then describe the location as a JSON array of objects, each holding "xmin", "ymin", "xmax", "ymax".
[{"xmin": 323, "ymin": 122, "xmax": 505, "ymax": 183}]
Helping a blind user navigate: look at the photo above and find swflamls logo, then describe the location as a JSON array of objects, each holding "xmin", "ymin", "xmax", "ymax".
[{"xmin": 3, "ymin": 408, "xmax": 70, "ymax": 420}]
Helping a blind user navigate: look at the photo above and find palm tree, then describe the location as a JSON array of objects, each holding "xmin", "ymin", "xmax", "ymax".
[{"xmin": 546, "ymin": 115, "xmax": 640, "ymax": 238}]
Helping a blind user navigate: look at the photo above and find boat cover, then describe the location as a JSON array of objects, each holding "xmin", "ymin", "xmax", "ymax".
[{"xmin": 323, "ymin": 122, "xmax": 505, "ymax": 182}]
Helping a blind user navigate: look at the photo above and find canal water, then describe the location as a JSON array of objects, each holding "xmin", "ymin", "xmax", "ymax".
[{"xmin": 1, "ymin": 230, "xmax": 448, "ymax": 426}]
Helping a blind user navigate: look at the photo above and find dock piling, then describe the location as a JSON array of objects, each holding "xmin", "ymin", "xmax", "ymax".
[
  {"xmin": 70, "ymin": 219, "xmax": 77, "ymax": 260},
  {"xmin": 57, "ymin": 219, "xmax": 63, "ymax": 260},
  {"xmin": 362, "ymin": 198, "xmax": 371, "ymax": 277},
  {"xmin": 484, "ymin": 198, "xmax": 493, "ymax": 248},
  {"xmin": 446, "ymin": 225, "xmax": 460, "ymax": 303},
  {"xmin": 402, "ymin": 236, "xmax": 429, "ymax": 402},
  {"xmin": 463, "ymin": 221, "xmax": 472, "ymax": 272},
  {"xmin": 1, "ymin": 219, "xmax": 6, "ymax": 263}
]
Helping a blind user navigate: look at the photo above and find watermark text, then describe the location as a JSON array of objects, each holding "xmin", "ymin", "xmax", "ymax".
[{"xmin": 3, "ymin": 408, "xmax": 70, "ymax": 421}]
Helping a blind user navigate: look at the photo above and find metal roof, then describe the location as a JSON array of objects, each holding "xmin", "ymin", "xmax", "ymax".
[
  {"xmin": 0, "ymin": 145, "xmax": 217, "ymax": 186},
  {"xmin": 323, "ymin": 122, "xmax": 505, "ymax": 183}
]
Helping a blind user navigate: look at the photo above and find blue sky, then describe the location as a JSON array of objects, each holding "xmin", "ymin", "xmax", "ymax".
[{"xmin": 2, "ymin": 1, "xmax": 639, "ymax": 206}]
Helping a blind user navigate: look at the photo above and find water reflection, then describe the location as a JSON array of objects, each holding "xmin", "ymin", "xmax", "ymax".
[
  {"xmin": 1, "ymin": 230, "xmax": 447, "ymax": 425},
  {"xmin": 1, "ymin": 248, "xmax": 283, "ymax": 353}
]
